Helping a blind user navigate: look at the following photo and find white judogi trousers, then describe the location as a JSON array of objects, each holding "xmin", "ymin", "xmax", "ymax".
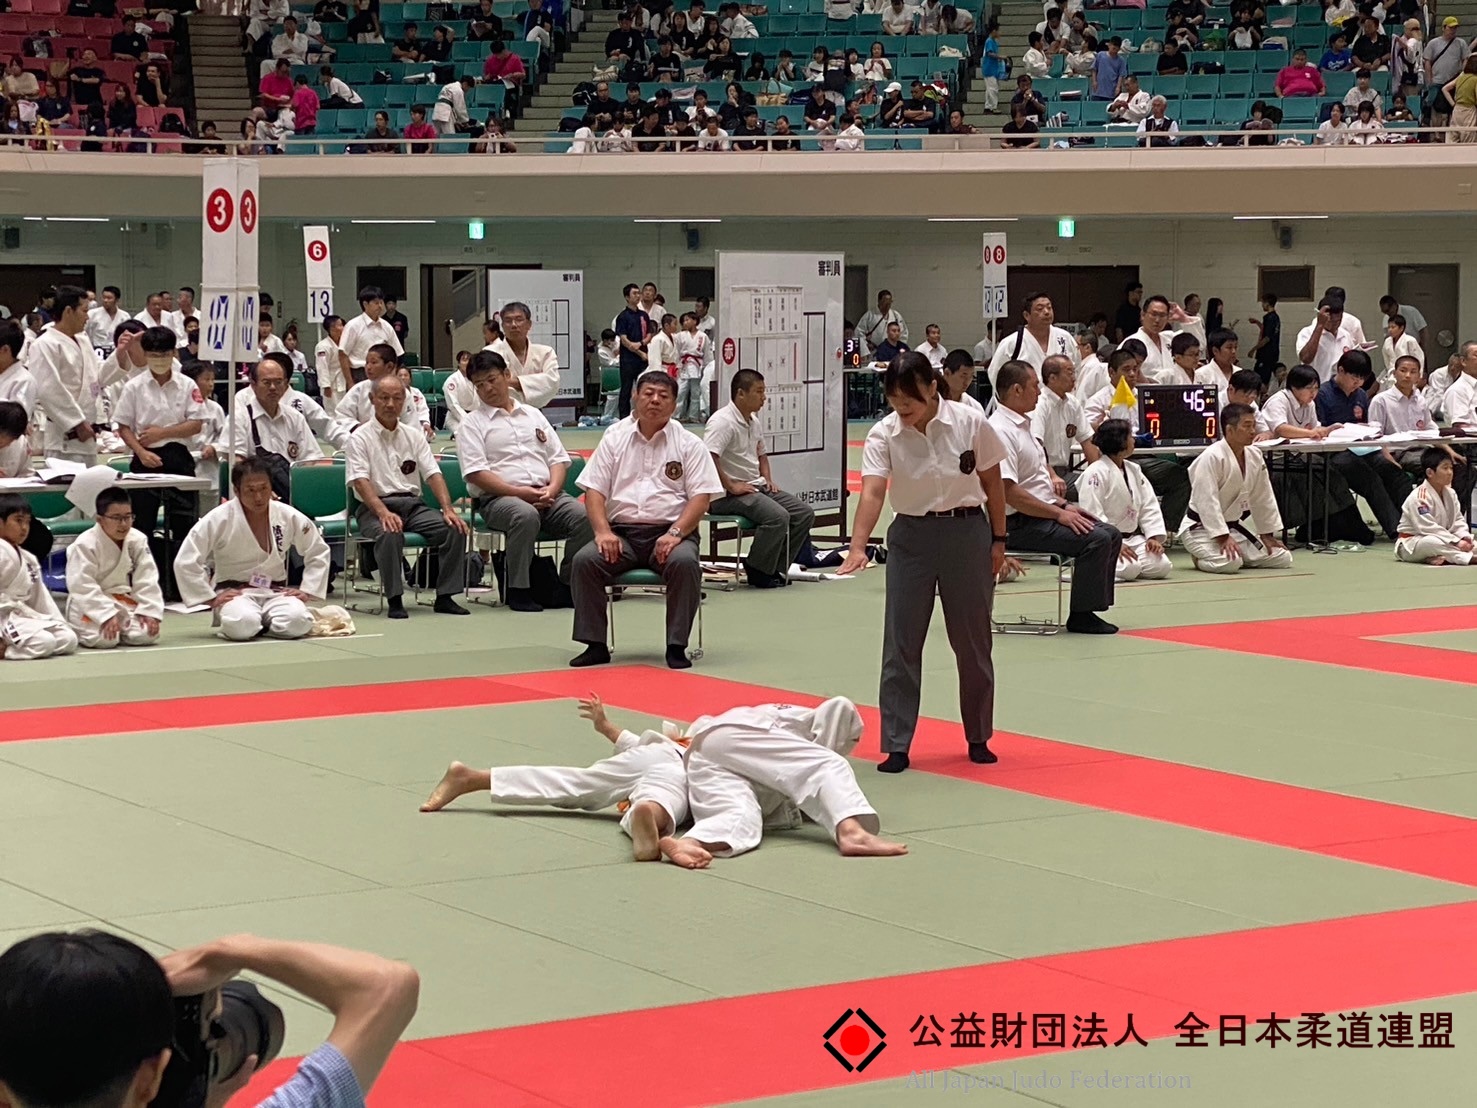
[
  {"xmin": 1116, "ymin": 535, "xmax": 1173, "ymax": 582},
  {"xmin": 2, "ymin": 610, "xmax": 78, "ymax": 659},
  {"xmin": 218, "ymin": 591, "xmax": 314, "ymax": 641},
  {"xmin": 68, "ymin": 598, "xmax": 159, "ymax": 649},
  {"xmin": 490, "ymin": 730, "xmax": 690, "ymax": 836},
  {"xmin": 1396, "ymin": 536, "xmax": 1475, "ymax": 565},
  {"xmin": 683, "ymin": 725, "xmax": 879, "ymax": 858}
]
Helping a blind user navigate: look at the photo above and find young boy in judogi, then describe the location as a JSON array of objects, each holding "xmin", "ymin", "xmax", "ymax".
[
  {"xmin": 420, "ymin": 694, "xmax": 691, "ymax": 866},
  {"xmin": 0, "ymin": 493, "xmax": 77, "ymax": 660},
  {"xmin": 184, "ymin": 362, "xmax": 229, "ymax": 515},
  {"xmin": 1077, "ymin": 418, "xmax": 1172, "ymax": 582},
  {"xmin": 65, "ymin": 486, "xmax": 164, "ymax": 648},
  {"xmin": 1396, "ymin": 447, "xmax": 1474, "ymax": 566},
  {"xmin": 1180, "ymin": 403, "xmax": 1294, "ymax": 574}
]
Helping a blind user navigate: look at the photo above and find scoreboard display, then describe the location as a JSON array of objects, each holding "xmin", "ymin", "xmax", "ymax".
[{"xmin": 1138, "ymin": 384, "xmax": 1219, "ymax": 446}]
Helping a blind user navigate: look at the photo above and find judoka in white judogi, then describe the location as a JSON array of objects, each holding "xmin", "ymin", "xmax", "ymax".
[
  {"xmin": 173, "ymin": 486, "xmax": 330, "ymax": 641},
  {"xmin": 0, "ymin": 540, "xmax": 77, "ymax": 660},
  {"xmin": 1396, "ymin": 479, "xmax": 1474, "ymax": 565},
  {"xmin": 64, "ymin": 521, "xmax": 164, "ymax": 648},
  {"xmin": 1179, "ymin": 435, "xmax": 1293, "ymax": 574},
  {"xmin": 1076, "ymin": 455, "xmax": 1172, "ymax": 582}
]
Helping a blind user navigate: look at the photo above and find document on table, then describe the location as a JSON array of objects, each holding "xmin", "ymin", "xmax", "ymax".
[
  {"xmin": 1252, "ymin": 438, "xmax": 1286, "ymax": 449},
  {"xmin": 1380, "ymin": 430, "xmax": 1440, "ymax": 443},
  {"xmin": 1325, "ymin": 424, "xmax": 1381, "ymax": 443}
]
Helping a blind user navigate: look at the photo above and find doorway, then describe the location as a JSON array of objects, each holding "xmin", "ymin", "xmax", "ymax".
[
  {"xmin": 420, "ymin": 265, "xmax": 487, "ymax": 369},
  {"xmin": 843, "ymin": 265, "xmax": 870, "ymax": 329},
  {"xmin": 0, "ymin": 264, "xmax": 97, "ymax": 322},
  {"xmin": 1007, "ymin": 265, "xmax": 1140, "ymax": 330},
  {"xmin": 1388, "ymin": 264, "xmax": 1460, "ymax": 371}
]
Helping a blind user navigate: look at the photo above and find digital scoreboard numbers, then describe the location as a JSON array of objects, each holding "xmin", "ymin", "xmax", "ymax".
[{"xmin": 1138, "ymin": 384, "xmax": 1220, "ymax": 446}]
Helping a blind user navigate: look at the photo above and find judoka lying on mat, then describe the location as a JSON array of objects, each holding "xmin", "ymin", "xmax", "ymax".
[{"xmin": 420, "ymin": 694, "xmax": 905, "ymax": 869}]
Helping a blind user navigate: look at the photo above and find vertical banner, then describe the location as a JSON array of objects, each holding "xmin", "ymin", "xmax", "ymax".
[
  {"xmin": 304, "ymin": 224, "xmax": 334, "ymax": 322},
  {"xmin": 715, "ymin": 252, "xmax": 845, "ymax": 515},
  {"xmin": 982, "ymin": 233, "xmax": 1008, "ymax": 322},
  {"xmin": 486, "ymin": 269, "xmax": 585, "ymax": 400},
  {"xmin": 201, "ymin": 158, "xmax": 261, "ymax": 363}
]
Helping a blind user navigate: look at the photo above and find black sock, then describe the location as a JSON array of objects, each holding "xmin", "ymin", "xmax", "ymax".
[
  {"xmin": 877, "ymin": 752, "xmax": 909, "ymax": 773},
  {"xmin": 666, "ymin": 644, "xmax": 693, "ymax": 670}
]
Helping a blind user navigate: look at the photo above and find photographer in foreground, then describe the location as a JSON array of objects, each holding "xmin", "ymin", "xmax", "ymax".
[{"xmin": 0, "ymin": 931, "xmax": 419, "ymax": 1108}]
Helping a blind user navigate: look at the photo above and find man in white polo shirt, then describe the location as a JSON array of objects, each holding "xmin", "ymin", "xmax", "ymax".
[
  {"xmin": 338, "ymin": 285, "xmax": 404, "ymax": 379},
  {"xmin": 345, "ymin": 374, "xmax": 469, "ymax": 620},
  {"xmin": 487, "ymin": 300, "xmax": 561, "ymax": 408},
  {"xmin": 1120, "ymin": 294, "xmax": 1175, "ymax": 383},
  {"xmin": 913, "ymin": 324, "xmax": 947, "ymax": 370},
  {"xmin": 986, "ymin": 291, "xmax": 1079, "ymax": 397},
  {"xmin": 457, "ymin": 350, "xmax": 593, "ymax": 613},
  {"xmin": 1296, "ymin": 295, "xmax": 1360, "ymax": 384},
  {"xmin": 705, "ymin": 368, "xmax": 815, "ymax": 589},
  {"xmin": 85, "ymin": 285, "xmax": 130, "ymax": 352},
  {"xmin": 1030, "ymin": 355, "xmax": 1097, "ymax": 494},
  {"xmin": 230, "ymin": 354, "xmax": 324, "ymax": 485},
  {"xmin": 570, "ymin": 369, "xmax": 724, "ymax": 671}
]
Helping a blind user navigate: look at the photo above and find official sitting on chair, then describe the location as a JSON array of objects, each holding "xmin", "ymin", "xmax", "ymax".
[
  {"xmin": 990, "ymin": 359, "xmax": 1123, "ymax": 635},
  {"xmin": 230, "ymin": 353, "xmax": 323, "ymax": 496},
  {"xmin": 458, "ymin": 350, "xmax": 593, "ymax": 612},
  {"xmin": 1180, "ymin": 403, "xmax": 1294, "ymax": 574},
  {"xmin": 345, "ymin": 374, "xmax": 470, "ymax": 620},
  {"xmin": 704, "ymin": 368, "xmax": 816, "ymax": 588},
  {"xmin": 174, "ymin": 457, "xmax": 331, "ymax": 642},
  {"xmin": 570, "ymin": 369, "xmax": 724, "ymax": 671}
]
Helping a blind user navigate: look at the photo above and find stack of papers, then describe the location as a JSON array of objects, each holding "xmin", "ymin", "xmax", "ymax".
[{"xmin": 1324, "ymin": 424, "xmax": 1381, "ymax": 443}]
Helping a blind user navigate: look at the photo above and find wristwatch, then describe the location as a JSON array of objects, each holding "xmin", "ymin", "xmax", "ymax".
[
  {"xmin": 667, "ymin": 525, "xmax": 683, "ymax": 538},
  {"xmin": 992, "ymin": 535, "xmax": 1008, "ymax": 544}
]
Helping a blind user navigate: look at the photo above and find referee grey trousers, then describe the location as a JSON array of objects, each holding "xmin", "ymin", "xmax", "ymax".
[
  {"xmin": 1005, "ymin": 513, "xmax": 1121, "ymax": 613},
  {"xmin": 879, "ymin": 512, "xmax": 996, "ymax": 755}
]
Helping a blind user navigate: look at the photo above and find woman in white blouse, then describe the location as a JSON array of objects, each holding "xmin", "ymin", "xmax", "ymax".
[
  {"xmin": 862, "ymin": 40, "xmax": 893, "ymax": 81},
  {"xmin": 1315, "ymin": 102, "xmax": 1349, "ymax": 144}
]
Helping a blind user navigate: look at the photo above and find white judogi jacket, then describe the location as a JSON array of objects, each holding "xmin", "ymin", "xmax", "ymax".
[
  {"xmin": 1398, "ymin": 481, "xmax": 1470, "ymax": 546},
  {"xmin": 0, "ymin": 542, "xmax": 61, "ymax": 622},
  {"xmin": 1180, "ymin": 439, "xmax": 1282, "ymax": 539},
  {"xmin": 488, "ymin": 339, "xmax": 561, "ymax": 409},
  {"xmin": 330, "ymin": 379, "xmax": 421, "ymax": 440},
  {"xmin": 1077, "ymin": 457, "xmax": 1166, "ymax": 539},
  {"xmin": 64, "ymin": 525, "xmax": 164, "ymax": 625},
  {"xmin": 443, "ymin": 371, "xmax": 477, "ymax": 435},
  {"xmin": 174, "ymin": 499, "xmax": 331, "ymax": 606},
  {"xmin": 986, "ymin": 325, "xmax": 1079, "ymax": 391},
  {"xmin": 29, "ymin": 329, "xmax": 101, "ymax": 452}
]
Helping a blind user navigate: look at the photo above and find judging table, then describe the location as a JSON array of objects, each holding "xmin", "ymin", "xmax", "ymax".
[{"xmin": 0, "ymin": 475, "xmax": 213, "ymax": 496}]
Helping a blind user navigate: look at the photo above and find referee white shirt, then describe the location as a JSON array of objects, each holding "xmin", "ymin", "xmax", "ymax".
[
  {"xmin": 989, "ymin": 404, "xmax": 1057, "ymax": 514},
  {"xmin": 861, "ymin": 399, "xmax": 1006, "ymax": 515},
  {"xmin": 339, "ymin": 312, "xmax": 404, "ymax": 369},
  {"xmin": 231, "ymin": 397, "xmax": 323, "ymax": 462},
  {"xmin": 1030, "ymin": 387, "xmax": 1092, "ymax": 468},
  {"xmin": 113, "ymin": 369, "xmax": 207, "ymax": 448},
  {"xmin": 457, "ymin": 399, "xmax": 569, "ymax": 487},
  {"xmin": 577, "ymin": 416, "xmax": 724, "ymax": 524},
  {"xmin": 345, "ymin": 417, "xmax": 438, "ymax": 498}
]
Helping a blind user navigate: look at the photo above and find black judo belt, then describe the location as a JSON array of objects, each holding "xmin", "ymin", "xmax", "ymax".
[{"xmin": 1186, "ymin": 507, "xmax": 1264, "ymax": 550}]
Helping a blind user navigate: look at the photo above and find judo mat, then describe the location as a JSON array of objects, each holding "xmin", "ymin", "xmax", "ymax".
[{"xmin": 2, "ymin": 430, "xmax": 1475, "ymax": 1106}]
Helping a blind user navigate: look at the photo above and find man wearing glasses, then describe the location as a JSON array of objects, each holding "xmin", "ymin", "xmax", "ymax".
[{"xmin": 1120, "ymin": 294, "xmax": 1175, "ymax": 384}]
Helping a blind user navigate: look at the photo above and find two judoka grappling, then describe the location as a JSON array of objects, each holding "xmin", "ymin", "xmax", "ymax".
[{"xmin": 421, "ymin": 694, "xmax": 905, "ymax": 868}]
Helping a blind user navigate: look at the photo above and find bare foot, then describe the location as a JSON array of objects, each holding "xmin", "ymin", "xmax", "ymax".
[
  {"xmin": 1429, "ymin": 557, "xmax": 1448, "ymax": 566},
  {"xmin": 419, "ymin": 761, "xmax": 490, "ymax": 812},
  {"xmin": 628, "ymin": 801, "xmax": 664, "ymax": 862},
  {"xmin": 836, "ymin": 818, "xmax": 908, "ymax": 857},
  {"xmin": 659, "ymin": 835, "xmax": 712, "ymax": 869}
]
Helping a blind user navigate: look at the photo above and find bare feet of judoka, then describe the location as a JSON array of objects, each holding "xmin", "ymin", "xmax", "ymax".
[
  {"xmin": 419, "ymin": 761, "xmax": 491, "ymax": 812},
  {"xmin": 627, "ymin": 800, "xmax": 667, "ymax": 862},
  {"xmin": 836, "ymin": 817, "xmax": 908, "ymax": 857},
  {"xmin": 659, "ymin": 835, "xmax": 712, "ymax": 869}
]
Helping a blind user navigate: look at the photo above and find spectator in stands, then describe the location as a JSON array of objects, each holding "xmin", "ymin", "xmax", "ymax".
[
  {"xmin": 111, "ymin": 24, "xmax": 150, "ymax": 62},
  {"xmin": 347, "ymin": 0, "xmax": 383, "ymax": 44},
  {"xmin": 650, "ymin": 37, "xmax": 682, "ymax": 79},
  {"xmin": 606, "ymin": 11, "xmax": 647, "ymax": 67},
  {"xmin": 1240, "ymin": 97, "xmax": 1277, "ymax": 143},
  {"xmin": 2, "ymin": 58, "xmax": 36, "ymax": 104},
  {"xmin": 107, "ymin": 85, "xmax": 137, "ymax": 140},
  {"xmin": 1443, "ymin": 54, "xmax": 1477, "ymax": 142},
  {"xmin": 721, "ymin": 2, "xmax": 757, "ymax": 38},
  {"xmin": 274, "ymin": 15, "xmax": 312, "ymax": 66},
  {"xmin": 431, "ymin": 74, "xmax": 473, "ymax": 138},
  {"xmin": 695, "ymin": 113, "xmax": 731, "ymax": 150},
  {"xmin": 320, "ymin": 65, "xmax": 363, "ymax": 108},
  {"xmin": 1424, "ymin": 17, "xmax": 1468, "ymax": 136},
  {"xmin": 1037, "ymin": 7, "xmax": 1067, "ymax": 55},
  {"xmin": 1065, "ymin": 34, "xmax": 1096, "ymax": 78},
  {"xmin": 1022, "ymin": 32, "xmax": 1049, "ymax": 79},
  {"xmin": 1108, "ymin": 75, "xmax": 1151, "ymax": 122},
  {"xmin": 803, "ymin": 45, "xmax": 827, "ymax": 80},
  {"xmin": 624, "ymin": 81, "xmax": 650, "ymax": 118},
  {"xmin": 402, "ymin": 104, "xmax": 437, "ymax": 153},
  {"xmin": 650, "ymin": 87, "xmax": 680, "ymax": 125},
  {"xmin": 1324, "ymin": 0, "xmax": 1357, "ymax": 28},
  {"xmin": 671, "ymin": 13, "xmax": 700, "ymax": 56},
  {"xmin": 743, "ymin": 50, "xmax": 770, "ymax": 81},
  {"xmin": 1010, "ymin": 74, "xmax": 1046, "ymax": 123},
  {"xmin": 1001, "ymin": 103, "xmax": 1040, "ymax": 148},
  {"xmin": 914, "ymin": 0, "xmax": 943, "ymax": 35},
  {"xmin": 259, "ymin": 59, "xmax": 294, "ymax": 112},
  {"xmin": 69, "ymin": 48, "xmax": 104, "ymax": 110},
  {"xmin": 882, "ymin": 0, "xmax": 914, "ymax": 36},
  {"xmin": 1351, "ymin": 15, "xmax": 1391, "ymax": 70},
  {"xmin": 1387, "ymin": 91, "xmax": 1416, "ymax": 121},
  {"xmin": 1165, "ymin": 10, "xmax": 1199, "ymax": 51},
  {"xmin": 716, "ymin": 82, "xmax": 750, "ymax": 128},
  {"xmin": 1275, "ymin": 48, "xmax": 1327, "ymax": 96},
  {"xmin": 731, "ymin": 106, "xmax": 766, "ymax": 148},
  {"xmin": 1345, "ymin": 100, "xmax": 1384, "ymax": 142},
  {"xmin": 315, "ymin": 0, "xmax": 348, "ymax": 21},
  {"xmin": 475, "ymin": 114, "xmax": 516, "ymax": 153},
  {"xmin": 941, "ymin": 4, "xmax": 973, "ymax": 34},
  {"xmin": 197, "ymin": 120, "xmax": 227, "ymax": 154},
  {"xmin": 586, "ymin": 81, "xmax": 622, "ymax": 128},
  {"xmin": 483, "ymin": 38, "xmax": 527, "ymax": 87},
  {"xmin": 1315, "ymin": 101, "xmax": 1349, "ymax": 143},
  {"xmin": 393, "ymin": 21, "xmax": 425, "ymax": 62},
  {"xmin": 901, "ymin": 81, "xmax": 937, "ymax": 129},
  {"xmin": 288, "ymin": 75, "xmax": 319, "ymax": 135},
  {"xmin": 704, "ymin": 36, "xmax": 741, "ymax": 78},
  {"xmin": 861, "ymin": 41, "xmax": 892, "ymax": 81},
  {"xmin": 771, "ymin": 113, "xmax": 798, "ymax": 150},
  {"xmin": 1320, "ymin": 31, "xmax": 1355, "ymax": 72},
  {"xmin": 945, "ymin": 107, "xmax": 976, "ymax": 134},
  {"xmin": 362, "ymin": 110, "xmax": 398, "ymax": 153},
  {"xmin": 421, "ymin": 23, "xmax": 453, "ymax": 63},
  {"xmin": 1344, "ymin": 69, "xmax": 1384, "ymax": 117},
  {"xmin": 1228, "ymin": 9, "xmax": 1262, "ymax": 50},
  {"xmin": 980, "ymin": 19, "xmax": 1003, "ymax": 111},
  {"xmin": 35, "ymin": 79, "xmax": 69, "ymax": 126},
  {"xmin": 1091, "ymin": 36, "xmax": 1127, "ymax": 101},
  {"xmin": 834, "ymin": 112, "xmax": 865, "ymax": 150},
  {"xmin": 806, "ymin": 81, "xmax": 839, "ymax": 128},
  {"xmin": 1137, "ymin": 95, "xmax": 1179, "ymax": 146},
  {"xmin": 1392, "ymin": 19, "xmax": 1423, "ymax": 92}
]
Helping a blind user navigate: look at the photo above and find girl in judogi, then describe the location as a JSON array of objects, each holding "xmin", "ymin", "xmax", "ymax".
[
  {"xmin": 0, "ymin": 493, "xmax": 77, "ymax": 660},
  {"xmin": 1396, "ymin": 447, "xmax": 1475, "ymax": 566},
  {"xmin": 64, "ymin": 486, "xmax": 164, "ymax": 648},
  {"xmin": 1076, "ymin": 418, "xmax": 1172, "ymax": 582},
  {"xmin": 1179, "ymin": 403, "xmax": 1294, "ymax": 574},
  {"xmin": 420, "ymin": 694, "xmax": 691, "ymax": 866}
]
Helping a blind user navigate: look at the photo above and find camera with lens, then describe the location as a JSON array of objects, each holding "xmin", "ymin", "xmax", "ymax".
[{"xmin": 151, "ymin": 981, "xmax": 286, "ymax": 1108}]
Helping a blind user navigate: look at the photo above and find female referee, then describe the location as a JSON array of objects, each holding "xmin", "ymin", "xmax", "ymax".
[{"xmin": 838, "ymin": 352, "xmax": 1008, "ymax": 774}]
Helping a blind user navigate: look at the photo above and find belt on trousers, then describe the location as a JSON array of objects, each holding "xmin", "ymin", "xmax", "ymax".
[
  {"xmin": 216, "ymin": 580, "xmax": 287, "ymax": 589},
  {"xmin": 1185, "ymin": 508, "xmax": 1263, "ymax": 550},
  {"xmin": 911, "ymin": 506, "xmax": 982, "ymax": 519}
]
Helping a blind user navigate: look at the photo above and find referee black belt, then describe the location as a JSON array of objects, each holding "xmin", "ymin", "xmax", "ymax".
[
  {"xmin": 1186, "ymin": 508, "xmax": 1263, "ymax": 548},
  {"xmin": 912, "ymin": 506, "xmax": 983, "ymax": 519}
]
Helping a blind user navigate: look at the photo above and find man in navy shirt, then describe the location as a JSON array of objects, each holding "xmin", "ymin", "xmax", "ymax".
[
  {"xmin": 1316, "ymin": 349, "xmax": 1410, "ymax": 540},
  {"xmin": 871, "ymin": 321, "xmax": 910, "ymax": 364},
  {"xmin": 614, "ymin": 282, "xmax": 652, "ymax": 417}
]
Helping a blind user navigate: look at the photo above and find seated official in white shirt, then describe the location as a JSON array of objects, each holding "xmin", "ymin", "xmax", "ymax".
[
  {"xmin": 345, "ymin": 375, "xmax": 470, "ymax": 620},
  {"xmin": 338, "ymin": 285, "xmax": 404, "ymax": 377},
  {"xmin": 1371, "ymin": 354, "xmax": 1473, "ymax": 507},
  {"xmin": 1076, "ymin": 418, "xmax": 1171, "ymax": 582},
  {"xmin": 1396, "ymin": 447, "xmax": 1474, "ymax": 566},
  {"xmin": 913, "ymin": 324, "xmax": 947, "ymax": 370},
  {"xmin": 458, "ymin": 350, "xmax": 593, "ymax": 612},
  {"xmin": 174, "ymin": 458, "xmax": 332, "ymax": 641},
  {"xmin": 704, "ymin": 368, "xmax": 816, "ymax": 588},
  {"xmin": 1295, "ymin": 295, "xmax": 1359, "ymax": 384},
  {"xmin": 1179, "ymin": 403, "xmax": 1293, "ymax": 574},
  {"xmin": 487, "ymin": 300, "xmax": 562, "ymax": 409},
  {"xmin": 331, "ymin": 344, "xmax": 420, "ymax": 440},
  {"xmin": 231, "ymin": 354, "xmax": 324, "ymax": 496},
  {"xmin": 990, "ymin": 360, "xmax": 1123, "ymax": 634},
  {"xmin": 940, "ymin": 348, "xmax": 985, "ymax": 412},
  {"xmin": 1029, "ymin": 354, "xmax": 1098, "ymax": 495},
  {"xmin": 64, "ymin": 486, "xmax": 165, "ymax": 648},
  {"xmin": 570, "ymin": 370, "xmax": 724, "ymax": 671}
]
